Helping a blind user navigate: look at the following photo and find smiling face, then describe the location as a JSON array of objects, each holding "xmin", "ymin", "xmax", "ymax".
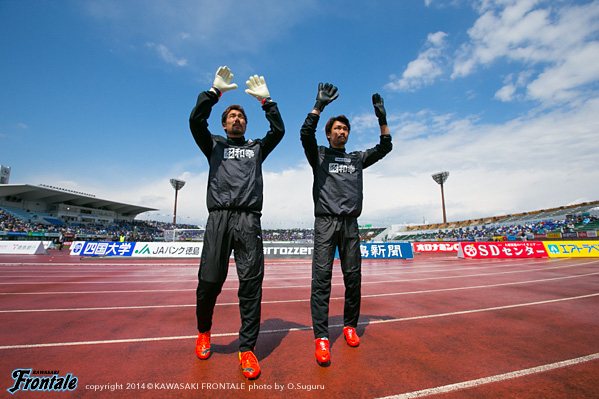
[{"xmin": 326, "ymin": 120, "xmax": 350, "ymax": 149}]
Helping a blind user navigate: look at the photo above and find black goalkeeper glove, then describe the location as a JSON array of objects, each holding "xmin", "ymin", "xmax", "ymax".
[
  {"xmin": 372, "ymin": 93, "xmax": 387, "ymax": 126},
  {"xmin": 314, "ymin": 83, "xmax": 339, "ymax": 112}
]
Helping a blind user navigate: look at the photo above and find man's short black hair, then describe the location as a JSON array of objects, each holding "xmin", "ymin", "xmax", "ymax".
[
  {"xmin": 325, "ymin": 115, "xmax": 351, "ymax": 135},
  {"xmin": 221, "ymin": 105, "xmax": 247, "ymax": 125}
]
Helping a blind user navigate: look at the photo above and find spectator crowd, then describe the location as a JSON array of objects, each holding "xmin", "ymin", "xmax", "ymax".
[
  {"xmin": 1, "ymin": 209, "xmax": 597, "ymax": 244},
  {"xmin": 398, "ymin": 216, "xmax": 598, "ymax": 241},
  {"xmin": 0, "ymin": 209, "xmax": 196, "ymax": 242}
]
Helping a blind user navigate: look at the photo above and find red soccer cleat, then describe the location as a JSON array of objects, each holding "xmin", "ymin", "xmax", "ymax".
[
  {"xmin": 315, "ymin": 338, "xmax": 331, "ymax": 365},
  {"xmin": 343, "ymin": 327, "xmax": 360, "ymax": 347},
  {"xmin": 195, "ymin": 331, "xmax": 211, "ymax": 360},
  {"xmin": 239, "ymin": 351, "xmax": 261, "ymax": 380}
]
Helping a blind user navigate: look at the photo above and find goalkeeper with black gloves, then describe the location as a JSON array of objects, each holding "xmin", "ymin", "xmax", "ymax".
[
  {"xmin": 300, "ymin": 83, "xmax": 392, "ymax": 366},
  {"xmin": 190, "ymin": 66, "xmax": 284, "ymax": 380}
]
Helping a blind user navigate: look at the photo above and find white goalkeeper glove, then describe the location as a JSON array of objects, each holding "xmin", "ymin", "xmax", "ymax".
[
  {"xmin": 211, "ymin": 66, "xmax": 238, "ymax": 96},
  {"xmin": 245, "ymin": 75, "xmax": 271, "ymax": 103}
]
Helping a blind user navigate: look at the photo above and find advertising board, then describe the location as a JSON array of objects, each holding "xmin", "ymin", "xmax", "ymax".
[
  {"xmin": 458, "ymin": 242, "xmax": 548, "ymax": 259},
  {"xmin": 543, "ymin": 241, "xmax": 599, "ymax": 258}
]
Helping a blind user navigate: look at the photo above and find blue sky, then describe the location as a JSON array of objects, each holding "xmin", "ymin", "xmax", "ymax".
[{"xmin": 2, "ymin": 0, "xmax": 598, "ymax": 228}]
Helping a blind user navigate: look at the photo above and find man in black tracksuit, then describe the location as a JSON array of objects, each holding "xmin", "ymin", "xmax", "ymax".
[
  {"xmin": 189, "ymin": 66, "xmax": 284, "ymax": 380},
  {"xmin": 300, "ymin": 83, "xmax": 391, "ymax": 365}
]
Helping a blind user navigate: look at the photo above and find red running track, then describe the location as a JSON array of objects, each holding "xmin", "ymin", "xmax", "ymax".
[{"xmin": 0, "ymin": 250, "xmax": 598, "ymax": 398}]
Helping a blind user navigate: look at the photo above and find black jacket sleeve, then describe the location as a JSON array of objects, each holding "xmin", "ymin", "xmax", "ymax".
[
  {"xmin": 260, "ymin": 100, "xmax": 285, "ymax": 161},
  {"xmin": 300, "ymin": 113, "xmax": 320, "ymax": 168},
  {"xmin": 189, "ymin": 90, "xmax": 220, "ymax": 159},
  {"xmin": 362, "ymin": 135, "xmax": 393, "ymax": 169}
]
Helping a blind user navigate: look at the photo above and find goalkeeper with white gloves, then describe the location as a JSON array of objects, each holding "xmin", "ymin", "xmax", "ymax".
[{"xmin": 190, "ymin": 66, "xmax": 284, "ymax": 380}]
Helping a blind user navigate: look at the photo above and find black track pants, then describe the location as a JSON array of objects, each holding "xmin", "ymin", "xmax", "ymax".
[
  {"xmin": 311, "ymin": 215, "xmax": 362, "ymax": 339},
  {"xmin": 196, "ymin": 210, "xmax": 264, "ymax": 352}
]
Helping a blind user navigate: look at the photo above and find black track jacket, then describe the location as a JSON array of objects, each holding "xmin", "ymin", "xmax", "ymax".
[
  {"xmin": 300, "ymin": 113, "xmax": 392, "ymax": 217},
  {"xmin": 190, "ymin": 90, "xmax": 285, "ymax": 213}
]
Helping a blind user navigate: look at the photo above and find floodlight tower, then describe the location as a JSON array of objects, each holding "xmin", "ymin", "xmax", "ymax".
[
  {"xmin": 432, "ymin": 171, "xmax": 449, "ymax": 224},
  {"xmin": 170, "ymin": 179, "xmax": 186, "ymax": 224}
]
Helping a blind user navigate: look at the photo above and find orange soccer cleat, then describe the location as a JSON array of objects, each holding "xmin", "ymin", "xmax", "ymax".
[
  {"xmin": 195, "ymin": 331, "xmax": 211, "ymax": 360},
  {"xmin": 343, "ymin": 327, "xmax": 360, "ymax": 347},
  {"xmin": 239, "ymin": 351, "xmax": 261, "ymax": 380},
  {"xmin": 315, "ymin": 337, "xmax": 331, "ymax": 365}
]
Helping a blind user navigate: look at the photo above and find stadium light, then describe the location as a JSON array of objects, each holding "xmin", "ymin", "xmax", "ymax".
[
  {"xmin": 432, "ymin": 171, "xmax": 449, "ymax": 224},
  {"xmin": 170, "ymin": 179, "xmax": 186, "ymax": 225}
]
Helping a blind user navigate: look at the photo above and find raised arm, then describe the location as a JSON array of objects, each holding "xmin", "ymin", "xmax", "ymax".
[
  {"xmin": 372, "ymin": 93, "xmax": 390, "ymax": 137},
  {"xmin": 245, "ymin": 74, "xmax": 284, "ymax": 160},
  {"xmin": 363, "ymin": 93, "xmax": 392, "ymax": 168},
  {"xmin": 301, "ymin": 83, "xmax": 339, "ymax": 166},
  {"xmin": 189, "ymin": 66, "xmax": 238, "ymax": 158}
]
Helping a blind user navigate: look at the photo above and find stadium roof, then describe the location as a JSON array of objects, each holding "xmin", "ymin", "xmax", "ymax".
[{"xmin": 0, "ymin": 184, "xmax": 157, "ymax": 216}]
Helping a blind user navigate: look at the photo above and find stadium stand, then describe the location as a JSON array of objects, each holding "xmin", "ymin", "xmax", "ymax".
[
  {"xmin": 1, "ymin": 181, "xmax": 597, "ymax": 244},
  {"xmin": 388, "ymin": 201, "xmax": 599, "ymax": 242}
]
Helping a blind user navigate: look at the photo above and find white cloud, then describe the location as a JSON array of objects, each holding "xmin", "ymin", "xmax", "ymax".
[
  {"xmin": 64, "ymin": 95, "xmax": 598, "ymax": 227},
  {"xmin": 146, "ymin": 42, "xmax": 188, "ymax": 67},
  {"xmin": 386, "ymin": 31, "xmax": 448, "ymax": 92},
  {"xmin": 261, "ymin": 165, "xmax": 314, "ymax": 228},
  {"xmin": 451, "ymin": 0, "xmax": 599, "ymax": 105},
  {"xmin": 366, "ymin": 97, "xmax": 599, "ymax": 223},
  {"xmin": 527, "ymin": 41, "xmax": 599, "ymax": 103},
  {"xmin": 453, "ymin": 2, "xmax": 549, "ymax": 77},
  {"xmin": 58, "ymin": 0, "xmax": 599, "ymax": 228},
  {"xmin": 495, "ymin": 84, "xmax": 516, "ymax": 102}
]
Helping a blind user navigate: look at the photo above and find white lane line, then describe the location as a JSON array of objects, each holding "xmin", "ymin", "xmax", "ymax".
[
  {"xmin": 2, "ymin": 272, "xmax": 598, "ymax": 311},
  {"xmin": 377, "ymin": 353, "xmax": 599, "ymax": 399},
  {"xmin": 0, "ymin": 304, "xmax": 196, "ymax": 313},
  {"xmin": 365, "ymin": 293, "xmax": 599, "ymax": 325},
  {"xmin": 0, "ymin": 255, "xmax": 573, "ymax": 276},
  {"xmin": 0, "ymin": 259, "xmax": 592, "ymax": 288},
  {"xmin": 0, "ymin": 258, "xmax": 568, "ymax": 278},
  {"xmin": 0, "ymin": 280, "xmax": 195, "ymax": 285},
  {"xmin": 0, "ymin": 259, "xmax": 200, "ymax": 269},
  {"xmin": 1, "ymin": 292, "xmax": 596, "ymax": 349},
  {"xmin": 0, "ymin": 289, "xmax": 190, "ymax": 295},
  {"xmin": 364, "ymin": 271, "xmax": 599, "ymax": 299}
]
